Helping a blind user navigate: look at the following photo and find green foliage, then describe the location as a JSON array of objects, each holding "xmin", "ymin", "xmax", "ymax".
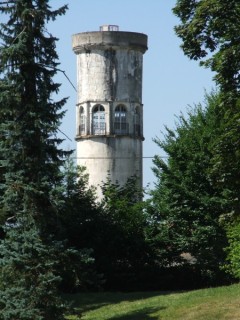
[
  {"xmin": 58, "ymin": 159, "xmax": 103, "ymax": 292},
  {"xmin": 0, "ymin": 1, "xmax": 71, "ymax": 318},
  {"xmin": 173, "ymin": 0, "xmax": 240, "ymax": 94},
  {"xmin": 172, "ymin": 1, "xmax": 240, "ymax": 278},
  {"xmin": 224, "ymin": 220, "xmax": 240, "ymax": 278},
  {"xmin": 210, "ymin": 98, "xmax": 240, "ymax": 217},
  {"xmin": 150, "ymin": 92, "xmax": 229, "ymax": 283},
  {"xmin": 0, "ymin": 217, "xmax": 67, "ymax": 320},
  {"xmin": 57, "ymin": 161, "xmax": 162, "ymax": 290},
  {"xmin": 101, "ymin": 176, "xmax": 147, "ymax": 258},
  {"xmin": 211, "ymin": 98, "xmax": 240, "ymax": 278},
  {"xmin": 98, "ymin": 177, "xmax": 153, "ymax": 289}
]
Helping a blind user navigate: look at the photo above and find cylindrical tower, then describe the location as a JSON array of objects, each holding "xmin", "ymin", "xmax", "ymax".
[{"xmin": 72, "ymin": 25, "xmax": 148, "ymax": 198}]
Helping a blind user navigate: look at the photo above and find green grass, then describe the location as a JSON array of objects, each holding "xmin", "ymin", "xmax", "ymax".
[{"xmin": 65, "ymin": 283, "xmax": 240, "ymax": 320}]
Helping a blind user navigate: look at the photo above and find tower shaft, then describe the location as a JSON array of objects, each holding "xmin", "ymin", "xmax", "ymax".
[{"xmin": 72, "ymin": 27, "xmax": 148, "ymax": 198}]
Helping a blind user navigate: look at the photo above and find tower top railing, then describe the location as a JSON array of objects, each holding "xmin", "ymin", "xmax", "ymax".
[{"xmin": 100, "ymin": 25, "xmax": 119, "ymax": 32}]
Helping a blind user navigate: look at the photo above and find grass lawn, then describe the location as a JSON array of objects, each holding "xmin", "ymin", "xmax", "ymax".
[{"xmin": 65, "ymin": 283, "xmax": 240, "ymax": 320}]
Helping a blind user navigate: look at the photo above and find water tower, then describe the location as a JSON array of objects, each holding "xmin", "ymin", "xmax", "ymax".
[{"xmin": 72, "ymin": 25, "xmax": 148, "ymax": 198}]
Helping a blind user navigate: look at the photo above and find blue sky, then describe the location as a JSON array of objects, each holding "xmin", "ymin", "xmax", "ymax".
[{"xmin": 49, "ymin": 0, "xmax": 214, "ymax": 189}]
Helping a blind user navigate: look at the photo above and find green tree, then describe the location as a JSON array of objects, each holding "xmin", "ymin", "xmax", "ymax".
[
  {"xmin": 98, "ymin": 177, "xmax": 152, "ymax": 290},
  {"xmin": 173, "ymin": 0, "xmax": 240, "ymax": 283},
  {"xmin": 150, "ymin": 92, "xmax": 229, "ymax": 284},
  {"xmin": 56, "ymin": 165, "xmax": 154, "ymax": 291},
  {"xmin": 224, "ymin": 219, "xmax": 240, "ymax": 278},
  {"xmin": 58, "ymin": 159, "xmax": 102, "ymax": 292},
  {"xmin": 172, "ymin": 0, "xmax": 240, "ymax": 201},
  {"xmin": 0, "ymin": 217, "xmax": 66, "ymax": 319},
  {"xmin": 173, "ymin": 0, "xmax": 240, "ymax": 94},
  {"xmin": 0, "ymin": 1, "xmax": 70, "ymax": 318}
]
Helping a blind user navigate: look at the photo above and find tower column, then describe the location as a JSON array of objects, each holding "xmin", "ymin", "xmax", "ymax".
[{"xmin": 72, "ymin": 25, "xmax": 148, "ymax": 198}]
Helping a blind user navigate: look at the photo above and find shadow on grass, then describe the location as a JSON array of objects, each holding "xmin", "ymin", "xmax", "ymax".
[
  {"xmin": 68, "ymin": 305, "xmax": 164, "ymax": 320},
  {"xmin": 65, "ymin": 291, "xmax": 169, "ymax": 319},
  {"xmin": 109, "ymin": 306, "xmax": 165, "ymax": 319}
]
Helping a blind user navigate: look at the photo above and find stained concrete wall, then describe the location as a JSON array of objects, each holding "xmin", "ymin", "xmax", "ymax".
[
  {"xmin": 72, "ymin": 31, "xmax": 147, "ymax": 104},
  {"xmin": 72, "ymin": 30, "xmax": 148, "ymax": 198},
  {"xmin": 75, "ymin": 49, "xmax": 143, "ymax": 103},
  {"xmin": 76, "ymin": 136, "xmax": 142, "ymax": 192}
]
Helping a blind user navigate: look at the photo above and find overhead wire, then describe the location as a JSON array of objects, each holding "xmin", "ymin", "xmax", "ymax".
[{"xmin": 71, "ymin": 156, "xmax": 167, "ymax": 159}]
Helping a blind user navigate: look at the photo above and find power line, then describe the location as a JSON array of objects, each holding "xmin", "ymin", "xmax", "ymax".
[
  {"xmin": 71, "ymin": 156, "xmax": 167, "ymax": 159},
  {"xmin": 57, "ymin": 128, "xmax": 72, "ymax": 141},
  {"xmin": 55, "ymin": 68, "xmax": 77, "ymax": 92}
]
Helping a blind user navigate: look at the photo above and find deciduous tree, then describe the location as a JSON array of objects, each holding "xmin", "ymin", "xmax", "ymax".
[
  {"xmin": 98, "ymin": 177, "xmax": 152, "ymax": 290},
  {"xmin": 173, "ymin": 0, "xmax": 240, "ymax": 281},
  {"xmin": 173, "ymin": 0, "xmax": 240, "ymax": 94},
  {"xmin": 150, "ymin": 92, "xmax": 229, "ymax": 284}
]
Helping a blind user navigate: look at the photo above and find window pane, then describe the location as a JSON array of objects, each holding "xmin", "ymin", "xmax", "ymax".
[{"xmin": 92, "ymin": 105, "xmax": 105, "ymax": 135}]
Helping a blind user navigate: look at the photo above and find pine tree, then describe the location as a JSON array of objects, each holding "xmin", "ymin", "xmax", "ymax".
[{"xmin": 0, "ymin": 1, "xmax": 70, "ymax": 318}]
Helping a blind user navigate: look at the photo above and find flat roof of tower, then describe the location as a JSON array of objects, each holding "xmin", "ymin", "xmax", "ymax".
[
  {"xmin": 72, "ymin": 29, "xmax": 148, "ymax": 53},
  {"xmin": 100, "ymin": 25, "xmax": 119, "ymax": 31}
]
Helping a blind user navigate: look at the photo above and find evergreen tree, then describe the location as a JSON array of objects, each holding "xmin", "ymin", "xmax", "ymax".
[
  {"xmin": 0, "ymin": 216, "xmax": 65, "ymax": 319},
  {"xmin": 0, "ymin": 1, "xmax": 70, "ymax": 318}
]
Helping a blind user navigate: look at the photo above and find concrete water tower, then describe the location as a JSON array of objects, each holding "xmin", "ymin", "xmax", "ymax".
[{"xmin": 72, "ymin": 25, "xmax": 148, "ymax": 198}]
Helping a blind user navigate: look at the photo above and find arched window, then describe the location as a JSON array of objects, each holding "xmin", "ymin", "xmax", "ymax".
[
  {"xmin": 92, "ymin": 104, "xmax": 105, "ymax": 135},
  {"xmin": 134, "ymin": 106, "xmax": 141, "ymax": 136},
  {"xmin": 114, "ymin": 104, "xmax": 128, "ymax": 134},
  {"xmin": 79, "ymin": 106, "xmax": 85, "ymax": 135}
]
